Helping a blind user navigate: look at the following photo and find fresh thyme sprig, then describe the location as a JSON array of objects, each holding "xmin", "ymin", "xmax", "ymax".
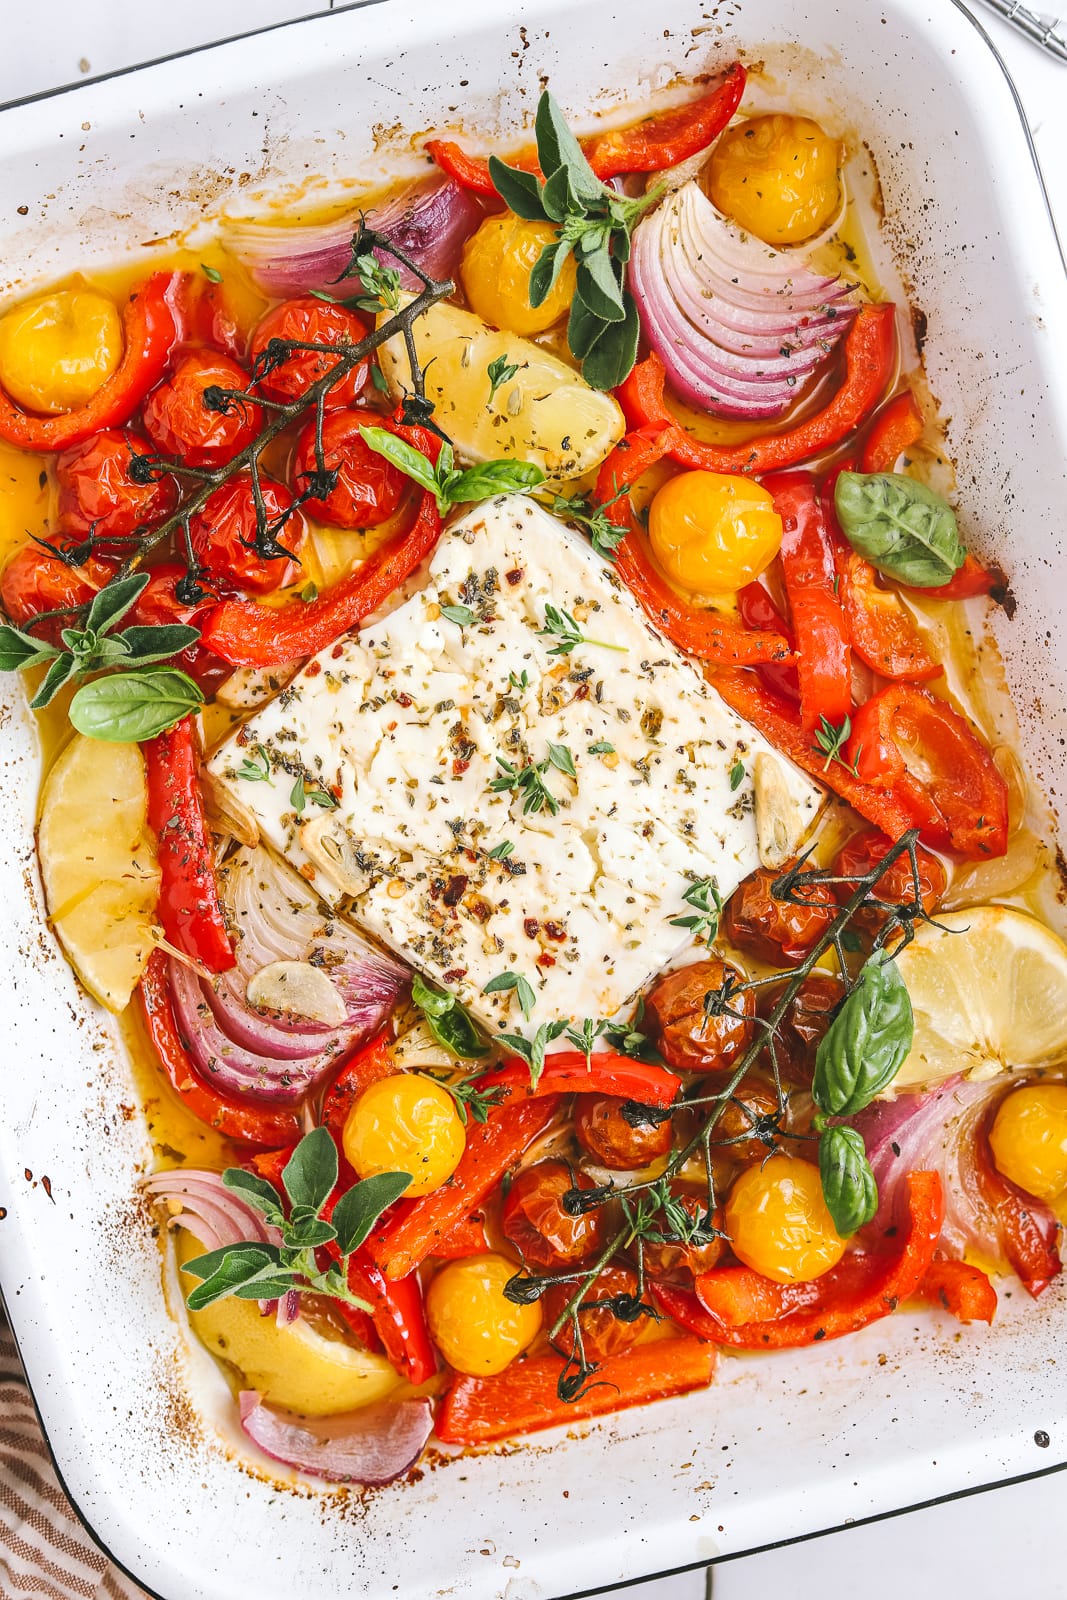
[
  {"xmin": 669, "ymin": 876, "xmax": 723, "ymax": 945},
  {"xmin": 814, "ymin": 714, "xmax": 861, "ymax": 777},
  {"xmin": 538, "ymin": 602, "xmax": 627, "ymax": 657},
  {"xmin": 488, "ymin": 749, "xmax": 575, "ymax": 815},
  {"xmin": 546, "ymin": 483, "xmax": 632, "ymax": 561}
]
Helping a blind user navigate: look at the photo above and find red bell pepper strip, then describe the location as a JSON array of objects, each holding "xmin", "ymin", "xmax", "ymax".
[
  {"xmin": 654, "ymin": 1171, "xmax": 944, "ymax": 1348},
  {"xmin": 913, "ymin": 552, "xmax": 1003, "ymax": 602},
  {"xmin": 593, "ymin": 428, "xmax": 793, "ymax": 666},
  {"xmin": 737, "ymin": 580, "xmax": 801, "ymax": 703},
  {"xmin": 427, "ymin": 64, "xmax": 746, "ymax": 196},
  {"xmin": 140, "ymin": 951, "xmax": 301, "ymax": 1147},
  {"xmin": 919, "ymin": 1258, "xmax": 997, "ymax": 1324},
  {"xmin": 435, "ymin": 1335, "xmax": 715, "ymax": 1445},
  {"xmin": 368, "ymin": 1095, "xmax": 563, "ymax": 1280},
  {"xmin": 320, "ymin": 1029, "xmax": 397, "ymax": 1147},
  {"xmin": 614, "ymin": 305, "xmax": 898, "ymax": 476},
  {"xmin": 974, "ymin": 1136, "xmax": 1061, "ymax": 1298},
  {"xmin": 833, "ymin": 542, "xmax": 942, "ymax": 682},
  {"xmin": 766, "ymin": 471, "xmax": 851, "ymax": 731},
  {"xmin": 475, "ymin": 1050, "xmax": 680, "ymax": 1108},
  {"xmin": 0, "ymin": 272, "xmax": 181, "ymax": 452},
  {"xmin": 860, "ymin": 389, "xmax": 924, "ymax": 473},
  {"xmin": 248, "ymin": 1144, "xmax": 296, "ymax": 1189},
  {"xmin": 581, "ymin": 63, "xmax": 747, "ymax": 177},
  {"xmin": 709, "ymin": 667, "xmax": 932, "ymax": 839},
  {"xmin": 845, "ymin": 683, "xmax": 1009, "ymax": 858},
  {"xmin": 429, "ymin": 1212, "xmax": 489, "ymax": 1259},
  {"xmin": 344, "ymin": 1249, "xmax": 436, "ymax": 1384},
  {"xmin": 143, "ymin": 716, "xmax": 235, "ymax": 973}
]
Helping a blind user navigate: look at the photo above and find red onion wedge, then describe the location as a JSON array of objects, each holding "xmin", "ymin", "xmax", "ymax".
[
  {"xmin": 629, "ymin": 180, "xmax": 857, "ymax": 420},
  {"xmin": 226, "ymin": 180, "xmax": 482, "ymax": 299},
  {"xmin": 142, "ymin": 1168, "xmax": 277, "ymax": 1251},
  {"xmin": 166, "ymin": 844, "xmax": 407, "ymax": 1104},
  {"xmin": 239, "ymin": 1391, "xmax": 432, "ymax": 1484}
]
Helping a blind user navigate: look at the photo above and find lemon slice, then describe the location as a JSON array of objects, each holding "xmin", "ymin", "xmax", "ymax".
[
  {"xmin": 37, "ymin": 734, "xmax": 161, "ymax": 1012},
  {"xmin": 891, "ymin": 906, "xmax": 1067, "ymax": 1091}
]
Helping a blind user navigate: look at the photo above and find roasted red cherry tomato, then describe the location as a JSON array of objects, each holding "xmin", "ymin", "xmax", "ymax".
[
  {"xmin": 723, "ymin": 863, "xmax": 837, "ymax": 967},
  {"xmin": 715, "ymin": 1078, "xmax": 783, "ymax": 1164},
  {"xmin": 644, "ymin": 958, "xmax": 754, "ymax": 1075},
  {"xmin": 501, "ymin": 1159, "xmax": 606, "ymax": 1270},
  {"xmin": 542, "ymin": 1263, "xmax": 645, "ymax": 1363},
  {"xmin": 832, "ymin": 828, "xmax": 947, "ymax": 936},
  {"xmin": 250, "ymin": 296, "xmax": 369, "ymax": 407},
  {"xmin": 143, "ymin": 351, "xmax": 262, "ymax": 468},
  {"xmin": 292, "ymin": 407, "xmax": 408, "ymax": 529},
  {"xmin": 640, "ymin": 1186, "xmax": 725, "ymax": 1282},
  {"xmin": 56, "ymin": 428, "xmax": 178, "ymax": 540},
  {"xmin": 574, "ymin": 1094, "xmax": 673, "ymax": 1171},
  {"xmin": 1, "ymin": 538, "xmax": 94, "ymax": 639},
  {"xmin": 129, "ymin": 561, "xmax": 227, "ymax": 691},
  {"xmin": 757, "ymin": 972, "xmax": 844, "ymax": 1087},
  {"xmin": 189, "ymin": 472, "xmax": 304, "ymax": 595}
]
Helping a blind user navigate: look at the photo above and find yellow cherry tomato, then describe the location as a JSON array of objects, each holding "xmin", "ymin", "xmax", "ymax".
[
  {"xmin": 989, "ymin": 1085, "xmax": 1067, "ymax": 1201},
  {"xmin": 342, "ymin": 1074, "xmax": 465, "ymax": 1198},
  {"xmin": 460, "ymin": 213, "xmax": 577, "ymax": 337},
  {"xmin": 705, "ymin": 114, "xmax": 842, "ymax": 247},
  {"xmin": 725, "ymin": 1155, "xmax": 847, "ymax": 1283},
  {"xmin": 0, "ymin": 288, "xmax": 123, "ymax": 414},
  {"xmin": 426, "ymin": 1252, "xmax": 542, "ymax": 1376},
  {"xmin": 648, "ymin": 469, "xmax": 782, "ymax": 594}
]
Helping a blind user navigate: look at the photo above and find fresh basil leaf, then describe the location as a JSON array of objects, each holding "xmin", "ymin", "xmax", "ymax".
[
  {"xmin": 117, "ymin": 623, "xmax": 200, "ymax": 663},
  {"xmin": 358, "ymin": 426, "xmax": 442, "ymax": 501},
  {"xmin": 534, "ymin": 92, "xmax": 602, "ymax": 205},
  {"xmin": 0, "ymin": 625, "xmax": 60, "ymax": 673},
  {"xmin": 448, "ymin": 460, "xmax": 546, "ymax": 504},
  {"xmin": 222, "ymin": 1168, "xmax": 287, "ymax": 1227},
  {"xmin": 487, "ymin": 157, "xmax": 548, "ymax": 221},
  {"xmin": 411, "ymin": 972, "xmax": 455, "ymax": 1019},
  {"xmin": 582, "ymin": 293, "xmax": 640, "ymax": 390},
  {"xmin": 819, "ymin": 1125, "xmax": 879, "ymax": 1237},
  {"xmin": 576, "ymin": 251, "xmax": 626, "ymax": 323},
  {"xmin": 812, "ymin": 950, "xmax": 914, "ymax": 1117},
  {"xmin": 567, "ymin": 292, "xmax": 607, "ymax": 362},
  {"xmin": 834, "ymin": 471, "xmax": 967, "ymax": 588},
  {"xmin": 331, "ymin": 1171, "xmax": 412, "ymax": 1256},
  {"xmin": 84, "ymin": 572, "xmax": 150, "ymax": 636},
  {"xmin": 67, "ymin": 668, "xmax": 203, "ymax": 742},
  {"xmin": 427, "ymin": 1004, "xmax": 490, "ymax": 1060},
  {"xmin": 281, "ymin": 1126, "xmax": 338, "ymax": 1213},
  {"xmin": 30, "ymin": 653, "xmax": 79, "ymax": 709}
]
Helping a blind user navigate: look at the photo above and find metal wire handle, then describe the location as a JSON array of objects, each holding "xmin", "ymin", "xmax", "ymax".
[{"xmin": 973, "ymin": 0, "xmax": 1067, "ymax": 60}]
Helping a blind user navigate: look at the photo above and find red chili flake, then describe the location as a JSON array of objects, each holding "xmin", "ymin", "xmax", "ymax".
[
  {"xmin": 505, "ymin": 568, "xmax": 524, "ymax": 586},
  {"xmin": 544, "ymin": 920, "xmax": 568, "ymax": 943},
  {"xmin": 537, "ymin": 953, "xmax": 557, "ymax": 969},
  {"xmin": 442, "ymin": 875, "xmax": 468, "ymax": 907},
  {"xmin": 387, "ymin": 720, "xmax": 398, "ymax": 731},
  {"xmin": 331, "ymin": 643, "xmax": 345, "ymax": 659},
  {"xmin": 452, "ymin": 758, "xmax": 470, "ymax": 776},
  {"xmin": 396, "ymin": 692, "xmax": 413, "ymax": 707},
  {"xmin": 523, "ymin": 917, "xmax": 540, "ymax": 939},
  {"xmin": 306, "ymin": 660, "xmax": 322, "ymax": 678},
  {"xmin": 442, "ymin": 967, "xmax": 467, "ymax": 982}
]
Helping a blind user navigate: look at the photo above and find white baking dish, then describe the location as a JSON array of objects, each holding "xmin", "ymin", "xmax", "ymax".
[{"xmin": 1, "ymin": 2, "xmax": 1066, "ymax": 1597}]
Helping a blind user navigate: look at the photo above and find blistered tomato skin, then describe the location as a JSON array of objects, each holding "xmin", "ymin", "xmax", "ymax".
[
  {"xmin": 725, "ymin": 1155, "xmax": 847, "ymax": 1283},
  {"xmin": 189, "ymin": 472, "xmax": 305, "ymax": 595},
  {"xmin": 426, "ymin": 1253, "xmax": 541, "ymax": 1376},
  {"xmin": 641, "ymin": 1187, "xmax": 726, "ymax": 1282},
  {"xmin": 502, "ymin": 1159, "xmax": 607, "ymax": 1270},
  {"xmin": 542, "ymin": 1263, "xmax": 644, "ymax": 1363},
  {"xmin": 832, "ymin": 829, "xmax": 947, "ymax": 937},
  {"xmin": 648, "ymin": 471, "xmax": 783, "ymax": 595},
  {"xmin": 342, "ymin": 1075, "xmax": 466, "ymax": 1198},
  {"xmin": 56, "ymin": 429, "xmax": 178, "ymax": 539},
  {"xmin": 705, "ymin": 114, "xmax": 842, "ymax": 246},
  {"xmin": 249, "ymin": 296, "xmax": 369, "ymax": 407},
  {"xmin": 989, "ymin": 1086, "xmax": 1067, "ymax": 1201},
  {"xmin": 460, "ymin": 213, "xmax": 577, "ymax": 337},
  {"xmin": 644, "ymin": 958, "xmax": 755, "ymax": 1075},
  {"xmin": 724, "ymin": 864, "xmax": 837, "ymax": 966},
  {"xmin": 293, "ymin": 408, "xmax": 408, "ymax": 529},
  {"xmin": 0, "ymin": 289, "xmax": 123, "ymax": 414},
  {"xmin": 757, "ymin": 972, "xmax": 845, "ymax": 1087},
  {"xmin": 142, "ymin": 351, "xmax": 262, "ymax": 468},
  {"xmin": 0, "ymin": 540, "xmax": 95, "ymax": 640},
  {"xmin": 574, "ymin": 1094, "xmax": 673, "ymax": 1171}
]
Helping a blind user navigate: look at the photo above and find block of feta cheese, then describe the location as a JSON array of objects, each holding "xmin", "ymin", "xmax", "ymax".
[{"xmin": 207, "ymin": 496, "xmax": 823, "ymax": 1037}]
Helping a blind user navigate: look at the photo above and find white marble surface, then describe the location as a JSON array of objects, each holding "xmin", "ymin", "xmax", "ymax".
[{"xmin": 3, "ymin": 6, "xmax": 1065, "ymax": 1599}]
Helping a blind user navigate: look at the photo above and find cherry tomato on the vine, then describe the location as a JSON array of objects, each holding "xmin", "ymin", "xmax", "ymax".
[
  {"xmin": 832, "ymin": 828, "xmax": 947, "ymax": 936},
  {"xmin": 142, "ymin": 351, "xmax": 262, "ymax": 468},
  {"xmin": 574, "ymin": 1094, "xmax": 672, "ymax": 1171},
  {"xmin": 189, "ymin": 473, "xmax": 305, "ymax": 596},
  {"xmin": 56, "ymin": 428, "xmax": 178, "ymax": 540},
  {"xmin": 639, "ymin": 1185, "xmax": 725, "ymax": 1282},
  {"xmin": 757, "ymin": 972, "xmax": 844, "ymax": 1087},
  {"xmin": 1, "ymin": 538, "xmax": 95, "ymax": 640},
  {"xmin": 541, "ymin": 1263, "xmax": 644, "ymax": 1363},
  {"xmin": 644, "ymin": 957, "xmax": 755, "ymax": 1075},
  {"xmin": 723, "ymin": 863, "xmax": 837, "ymax": 967},
  {"xmin": 292, "ymin": 407, "xmax": 407, "ymax": 529},
  {"xmin": 501, "ymin": 1159, "xmax": 606, "ymax": 1271},
  {"xmin": 249, "ymin": 296, "xmax": 369, "ymax": 407},
  {"xmin": 129, "ymin": 561, "xmax": 228, "ymax": 691}
]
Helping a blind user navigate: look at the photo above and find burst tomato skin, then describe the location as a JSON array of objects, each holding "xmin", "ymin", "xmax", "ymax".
[
  {"xmin": 757, "ymin": 972, "xmax": 845, "ymax": 1087},
  {"xmin": 541, "ymin": 1264, "xmax": 644, "ymax": 1363},
  {"xmin": 188, "ymin": 472, "xmax": 304, "ymax": 596},
  {"xmin": 56, "ymin": 428, "xmax": 178, "ymax": 540},
  {"xmin": 644, "ymin": 958, "xmax": 755, "ymax": 1075},
  {"xmin": 832, "ymin": 827, "xmax": 947, "ymax": 935},
  {"xmin": 640, "ymin": 1187, "xmax": 726, "ymax": 1283},
  {"xmin": 723, "ymin": 863, "xmax": 837, "ymax": 966},
  {"xmin": 142, "ymin": 351, "xmax": 262, "ymax": 468},
  {"xmin": 0, "ymin": 538, "xmax": 95, "ymax": 641},
  {"xmin": 292, "ymin": 407, "xmax": 408, "ymax": 529},
  {"xmin": 501, "ymin": 1159, "xmax": 607, "ymax": 1271},
  {"xmin": 249, "ymin": 297, "xmax": 369, "ymax": 407},
  {"xmin": 129, "ymin": 560, "xmax": 229, "ymax": 691},
  {"xmin": 574, "ymin": 1094, "xmax": 672, "ymax": 1171},
  {"xmin": 715, "ymin": 1078, "xmax": 782, "ymax": 1164}
]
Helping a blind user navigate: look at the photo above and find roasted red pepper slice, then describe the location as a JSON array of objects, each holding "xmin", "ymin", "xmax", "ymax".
[
  {"xmin": 435, "ymin": 1335, "xmax": 715, "ymax": 1445},
  {"xmin": 860, "ymin": 389, "xmax": 924, "ymax": 474},
  {"xmin": 368, "ymin": 1096, "xmax": 563, "ymax": 1280},
  {"xmin": 845, "ymin": 683, "xmax": 1008, "ymax": 858},
  {"xmin": 581, "ymin": 63, "xmax": 747, "ymax": 176},
  {"xmin": 915, "ymin": 552, "xmax": 1002, "ymax": 602},
  {"xmin": 425, "ymin": 139, "xmax": 541, "ymax": 196},
  {"xmin": 143, "ymin": 715, "xmax": 235, "ymax": 973},
  {"xmin": 140, "ymin": 951, "xmax": 300, "ymax": 1147},
  {"xmin": 709, "ymin": 667, "xmax": 931, "ymax": 839},
  {"xmin": 766, "ymin": 471, "xmax": 851, "ymax": 731},
  {"xmin": 0, "ymin": 272, "xmax": 181, "ymax": 452},
  {"xmin": 320, "ymin": 1029, "xmax": 398, "ymax": 1148},
  {"xmin": 615, "ymin": 305, "xmax": 898, "ymax": 475},
  {"xmin": 919, "ymin": 1258, "xmax": 997, "ymax": 1324},
  {"xmin": 654, "ymin": 1171, "xmax": 944, "ymax": 1348},
  {"xmin": 429, "ymin": 1212, "xmax": 489, "ymax": 1259},
  {"xmin": 974, "ymin": 1134, "xmax": 1062, "ymax": 1298},
  {"xmin": 737, "ymin": 580, "xmax": 801, "ymax": 704},
  {"xmin": 833, "ymin": 542, "xmax": 942, "ymax": 681},
  {"xmin": 593, "ymin": 428, "xmax": 793, "ymax": 666},
  {"xmin": 475, "ymin": 1050, "xmax": 681, "ymax": 1109},
  {"xmin": 343, "ymin": 1248, "xmax": 437, "ymax": 1385}
]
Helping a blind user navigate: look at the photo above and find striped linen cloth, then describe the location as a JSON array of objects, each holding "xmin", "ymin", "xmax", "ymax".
[{"xmin": 0, "ymin": 1319, "xmax": 148, "ymax": 1600}]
